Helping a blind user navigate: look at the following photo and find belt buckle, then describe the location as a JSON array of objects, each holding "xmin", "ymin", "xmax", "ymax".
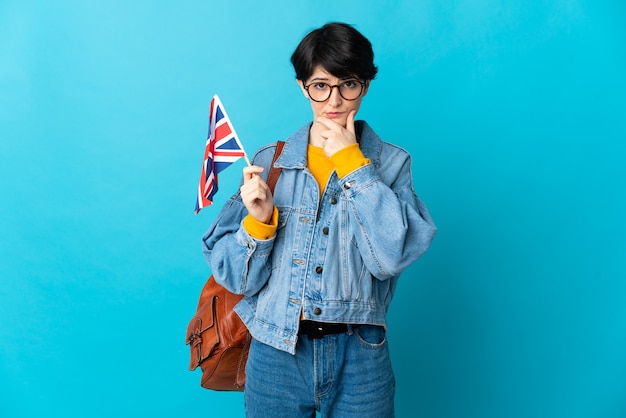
[
  {"xmin": 300, "ymin": 321, "xmax": 326, "ymax": 339},
  {"xmin": 308, "ymin": 322, "xmax": 325, "ymax": 339}
]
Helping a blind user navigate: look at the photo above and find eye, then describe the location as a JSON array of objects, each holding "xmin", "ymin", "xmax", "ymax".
[
  {"xmin": 312, "ymin": 82, "xmax": 329, "ymax": 90},
  {"xmin": 342, "ymin": 80, "xmax": 359, "ymax": 89}
]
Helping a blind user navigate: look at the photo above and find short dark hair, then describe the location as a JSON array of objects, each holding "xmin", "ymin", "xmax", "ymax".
[{"xmin": 291, "ymin": 22, "xmax": 378, "ymax": 82}]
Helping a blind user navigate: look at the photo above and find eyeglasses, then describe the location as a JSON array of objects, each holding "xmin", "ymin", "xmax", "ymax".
[{"xmin": 303, "ymin": 79, "xmax": 366, "ymax": 102}]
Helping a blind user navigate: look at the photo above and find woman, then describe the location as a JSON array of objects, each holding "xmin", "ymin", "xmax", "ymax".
[{"xmin": 202, "ymin": 22, "xmax": 437, "ymax": 417}]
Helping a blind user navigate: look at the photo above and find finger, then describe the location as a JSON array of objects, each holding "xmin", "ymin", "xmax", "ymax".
[
  {"xmin": 243, "ymin": 165, "xmax": 265, "ymax": 175},
  {"xmin": 247, "ymin": 189, "xmax": 267, "ymax": 203},
  {"xmin": 315, "ymin": 116, "xmax": 338, "ymax": 131},
  {"xmin": 243, "ymin": 165, "xmax": 265, "ymax": 180},
  {"xmin": 240, "ymin": 183, "xmax": 267, "ymax": 202}
]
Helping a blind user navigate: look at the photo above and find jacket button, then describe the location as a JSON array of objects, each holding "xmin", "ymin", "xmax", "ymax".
[
  {"xmin": 315, "ymin": 266, "xmax": 323, "ymax": 274},
  {"xmin": 330, "ymin": 197, "xmax": 337, "ymax": 204},
  {"xmin": 313, "ymin": 307, "xmax": 322, "ymax": 315},
  {"xmin": 343, "ymin": 181, "xmax": 354, "ymax": 190},
  {"xmin": 322, "ymin": 227, "xmax": 329, "ymax": 235}
]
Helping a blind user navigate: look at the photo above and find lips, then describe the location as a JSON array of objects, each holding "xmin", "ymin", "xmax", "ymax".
[{"xmin": 325, "ymin": 112, "xmax": 343, "ymax": 118}]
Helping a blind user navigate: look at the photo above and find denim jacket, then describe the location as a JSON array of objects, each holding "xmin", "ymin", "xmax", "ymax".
[{"xmin": 202, "ymin": 121, "xmax": 437, "ymax": 354}]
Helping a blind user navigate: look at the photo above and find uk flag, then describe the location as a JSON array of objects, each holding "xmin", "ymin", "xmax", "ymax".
[{"xmin": 195, "ymin": 94, "xmax": 247, "ymax": 214}]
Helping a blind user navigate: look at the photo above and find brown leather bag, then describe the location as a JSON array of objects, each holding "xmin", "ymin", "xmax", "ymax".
[{"xmin": 186, "ymin": 141, "xmax": 285, "ymax": 391}]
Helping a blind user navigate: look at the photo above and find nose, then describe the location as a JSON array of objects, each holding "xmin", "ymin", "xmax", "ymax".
[{"xmin": 328, "ymin": 85, "xmax": 343, "ymax": 106}]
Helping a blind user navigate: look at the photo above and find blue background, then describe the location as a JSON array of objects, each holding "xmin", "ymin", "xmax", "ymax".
[{"xmin": 1, "ymin": 1, "xmax": 625, "ymax": 417}]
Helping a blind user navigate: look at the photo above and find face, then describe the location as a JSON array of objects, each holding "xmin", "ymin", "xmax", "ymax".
[{"xmin": 298, "ymin": 66, "xmax": 369, "ymax": 128}]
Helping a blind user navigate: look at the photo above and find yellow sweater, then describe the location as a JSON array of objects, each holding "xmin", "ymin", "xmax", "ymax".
[{"xmin": 243, "ymin": 143, "xmax": 370, "ymax": 239}]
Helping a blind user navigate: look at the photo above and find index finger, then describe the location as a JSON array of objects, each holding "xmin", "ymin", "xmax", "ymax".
[
  {"xmin": 316, "ymin": 112, "xmax": 356, "ymax": 135},
  {"xmin": 243, "ymin": 165, "xmax": 265, "ymax": 180},
  {"xmin": 315, "ymin": 116, "xmax": 339, "ymax": 130}
]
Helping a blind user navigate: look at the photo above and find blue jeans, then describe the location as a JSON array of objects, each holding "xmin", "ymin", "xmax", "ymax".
[{"xmin": 244, "ymin": 325, "xmax": 395, "ymax": 417}]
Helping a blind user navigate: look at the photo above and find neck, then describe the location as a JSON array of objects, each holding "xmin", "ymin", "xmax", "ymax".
[{"xmin": 308, "ymin": 122, "xmax": 325, "ymax": 147}]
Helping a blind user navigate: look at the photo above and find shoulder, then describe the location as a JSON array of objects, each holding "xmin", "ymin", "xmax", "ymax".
[
  {"xmin": 358, "ymin": 121, "xmax": 412, "ymax": 167},
  {"xmin": 250, "ymin": 141, "xmax": 281, "ymax": 169}
]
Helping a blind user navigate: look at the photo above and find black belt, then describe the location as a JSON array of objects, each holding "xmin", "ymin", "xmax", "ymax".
[{"xmin": 298, "ymin": 320, "xmax": 356, "ymax": 339}]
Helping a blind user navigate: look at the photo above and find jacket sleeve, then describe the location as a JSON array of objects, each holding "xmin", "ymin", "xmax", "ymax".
[
  {"xmin": 337, "ymin": 147, "xmax": 437, "ymax": 280},
  {"xmin": 200, "ymin": 147, "xmax": 277, "ymax": 296}
]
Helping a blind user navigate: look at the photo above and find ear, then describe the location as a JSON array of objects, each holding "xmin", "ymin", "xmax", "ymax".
[
  {"xmin": 297, "ymin": 79, "xmax": 309, "ymax": 98},
  {"xmin": 362, "ymin": 80, "xmax": 371, "ymax": 98}
]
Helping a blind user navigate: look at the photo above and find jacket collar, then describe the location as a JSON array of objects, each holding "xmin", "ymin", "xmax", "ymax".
[{"xmin": 275, "ymin": 120, "xmax": 383, "ymax": 170}]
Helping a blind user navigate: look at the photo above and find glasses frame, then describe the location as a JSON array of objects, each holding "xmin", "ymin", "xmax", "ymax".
[{"xmin": 303, "ymin": 80, "xmax": 366, "ymax": 102}]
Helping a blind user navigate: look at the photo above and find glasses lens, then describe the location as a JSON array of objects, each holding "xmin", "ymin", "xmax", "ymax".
[
  {"xmin": 306, "ymin": 80, "xmax": 364, "ymax": 102},
  {"xmin": 339, "ymin": 80, "xmax": 363, "ymax": 100},
  {"xmin": 307, "ymin": 83, "xmax": 330, "ymax": 102}
]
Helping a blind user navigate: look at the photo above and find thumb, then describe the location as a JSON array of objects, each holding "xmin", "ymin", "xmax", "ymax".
[{"xmin": 346, "ymin": 110, "xmax": 356, "ymax": 134}]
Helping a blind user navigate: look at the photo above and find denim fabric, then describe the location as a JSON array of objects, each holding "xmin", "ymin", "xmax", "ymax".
[
  {"xmin": 244, "ymin": 326, "xmax": 395, "ymax": 417},
  {"xmin": 202, "ymin": 121, "xmax": 436, "ymax": 354}
]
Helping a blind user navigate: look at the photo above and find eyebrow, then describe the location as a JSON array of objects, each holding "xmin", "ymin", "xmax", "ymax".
[{"xmin": 309, "ymin": 77, "xmax": 357, "ymax": 83}]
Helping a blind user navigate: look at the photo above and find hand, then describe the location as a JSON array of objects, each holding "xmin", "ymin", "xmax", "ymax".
[
  {"xmin": 240, "ymin": 165, "xmax": 274, "ymax": 223},
  {"xmin": 316, "ymin": 109, "xmax": 357, "ymax": 157}
]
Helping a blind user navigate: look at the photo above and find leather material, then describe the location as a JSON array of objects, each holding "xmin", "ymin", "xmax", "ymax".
[
  {"xmin": 186, "ymin": 276, "xmax": 249, "ymax": 390},
  {"xmin": 186, "ymin": 141, "xmax": 284, "ymax": 391}
]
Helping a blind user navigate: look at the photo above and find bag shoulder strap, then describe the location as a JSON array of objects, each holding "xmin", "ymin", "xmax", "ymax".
[{"xmin": 266, "ymin": 140, "xmax": 285, "ymax": 193}]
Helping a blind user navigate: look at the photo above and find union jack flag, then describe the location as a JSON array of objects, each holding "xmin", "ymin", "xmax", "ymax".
[{"xmin": 195, "ymin": 94, "xmax": 248, "ymax": 214}]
